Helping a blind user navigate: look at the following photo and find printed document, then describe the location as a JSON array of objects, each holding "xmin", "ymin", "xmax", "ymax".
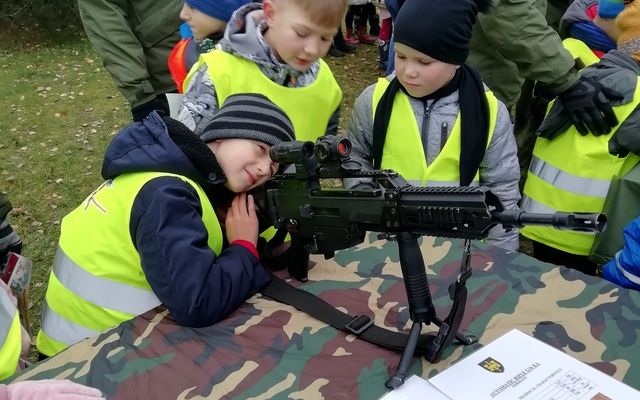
[{"xmin": 429, "ymin": 329, "xmax": 638, "ymax": 400}]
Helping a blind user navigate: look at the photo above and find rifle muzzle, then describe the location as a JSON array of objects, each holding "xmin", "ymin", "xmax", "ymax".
[{"xmin": 492, "ymin": 211, "xmax": 607, "ymax": 233}]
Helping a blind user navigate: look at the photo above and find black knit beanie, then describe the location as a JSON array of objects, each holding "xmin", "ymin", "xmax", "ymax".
[
  {"xmin": 200, "ymin": 93, "xmax": 295, "ymax": 146},
  {"xmin": 394, "ymin": 0, "xmax": 491, "ymax": 65}
]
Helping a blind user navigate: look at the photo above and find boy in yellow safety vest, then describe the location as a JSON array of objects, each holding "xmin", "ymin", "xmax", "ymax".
[
  {"xmin": 36, "ymin": 94, "xmax": 295, "ymax": 357},
  {"xmin": 346, "ymin": 0, "xmax": 521, "ymax": 251},
  {"xmin": 176, "ymin": 0, "xmax": 346, "ymax": 142},
  {"xmin": 522, "ymin": 0, "xmax": 640, "ymax": 275},
  {"xmin": 1, "ymin": 282, "xmax": 105, "ymax": 398},
  {"xmin": 168, "ymin": 0, "xmax": 250, "ymax": 93}
]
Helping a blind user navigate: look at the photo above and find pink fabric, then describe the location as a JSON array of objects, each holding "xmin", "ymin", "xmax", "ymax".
[
  {"xmin": 5, "ymin": 380, "xmax": 104, "ymax": 400},
  {"xmin": 0, "ymin": 384, "xmax": 10, "ymax": 400},
  {"xmin": 231, "ymin": 240, "xmax": 259, "ymax": 259}
]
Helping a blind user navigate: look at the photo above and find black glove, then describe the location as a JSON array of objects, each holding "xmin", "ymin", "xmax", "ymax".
[
  {"xmin": 608, "ymin": 135, "xmax": 630, "ymax": 158},
  {"xmin": 130, "ymin": 94, "xmax": 171, "ymax": 122},
  {"xmin": 548, "ymin": 76, "xmax": 623, "ymax": 137}
]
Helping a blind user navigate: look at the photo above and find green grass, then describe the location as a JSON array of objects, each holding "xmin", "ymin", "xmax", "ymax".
[{"xmin": 0, "ymin": 34, "xmax": 383, "ymax": 349}]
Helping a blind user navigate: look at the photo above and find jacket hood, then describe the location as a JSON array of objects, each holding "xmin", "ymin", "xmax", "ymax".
[
  {"xmin": 221, "ymin": 3, "xmax": 270, "ymax": 65},
  {"xmin": 101, "ymin": 112, "xmax": 226, "ymax": 189},
  {"xmin": 560, "ymin": 0, "xmax": 597, "ymax": 36}
]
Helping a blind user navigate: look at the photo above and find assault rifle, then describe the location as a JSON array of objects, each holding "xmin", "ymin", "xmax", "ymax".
[{"xmin": 254, "ymin": 136, "xmax": 606, "ymax": 389}]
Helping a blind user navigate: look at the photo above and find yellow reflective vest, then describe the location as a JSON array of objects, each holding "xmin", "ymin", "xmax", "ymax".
[
  {"xmin": 521, "ymin": 78, "xmax": 640, "ymax": 255},
  {"xmin": 562, "ymin": 38, "xmax": 599, "ymax": 69},
  {"xmin": 36, "ymin": 172, "xmax": 223, "ymax": 356},
  {"xmin": 0, "ymin": 289, "xmax": 20, "ymax": 380},
  {"xmin": 371, "ymin": 78, "xmax": 499, "ymax": 186},
  {"xmin": 184, "ymin": 50, "xmax": 342, "ymax": 142}
]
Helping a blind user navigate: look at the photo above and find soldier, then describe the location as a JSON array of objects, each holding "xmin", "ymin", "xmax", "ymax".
[
  {"xmin": 468, "ymin": 0, "xmax": 623, "ymax": 180},
  {"xmin": 77, "ymin": 0, "xmax": 182, "ymax": 121}
]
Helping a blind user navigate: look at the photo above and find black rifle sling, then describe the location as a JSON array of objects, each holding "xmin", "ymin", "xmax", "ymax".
[{"xmin": 261, "ymin": 273, "xmax": 446, "ymax": 356}]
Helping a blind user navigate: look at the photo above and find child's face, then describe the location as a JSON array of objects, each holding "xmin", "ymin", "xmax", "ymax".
[
  {"xmin": 208, "ymin": 138, "xmax": 280, "ymax": 192},
  {"xmin": 263, "ymin": 0, "xmax": 337, "ymax": 72},
  {"xmin": 394, "ymin": 43, "xmax": 459, "ymax": 98},
  {"xmin": 180, "ymin": 4, "xmax": 227, "ymax": 40}
]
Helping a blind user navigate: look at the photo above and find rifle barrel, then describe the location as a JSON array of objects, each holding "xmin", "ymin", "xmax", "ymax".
[{"xmin": 492, "ymin": 211, "xmax": 606, "ymax": 233}]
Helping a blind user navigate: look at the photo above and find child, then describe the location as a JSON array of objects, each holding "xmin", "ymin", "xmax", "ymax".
[
  {"xmin": 344, "ymin": 0, "xmax": 377, "ymax": 45},
  {"xmin": 176, "ymin": 0, "xmax": 346, "ymax": 142},
  {"xmin": 346, "ymin": 0, "xmax": 521, "ymax": 251},
  {"xmin": 36, "ymin": 94, "xmax": 296, "ymax": 357},
  {"xmin": 559, "ymin": 0, "xmax": 624, "ymax": 62},
  {"xmin": 0, "ymin": 193, "xmax": 22, "ymax": 268},
  {"xmin": 169, "ymin": 0, "xmax": 251, "ymax": 93},
  {"xmin": 522, "ymin": 0, "xmax": 640, "ymax": 275}
]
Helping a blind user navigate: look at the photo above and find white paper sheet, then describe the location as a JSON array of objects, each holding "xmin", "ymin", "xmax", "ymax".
[
  {"xmin": 380, "ymin": 375, "xmax": 451, "ymax": 400},
  {"xmin": 429, "ymin": 329, "xmax": 639, "ymax": 400}
]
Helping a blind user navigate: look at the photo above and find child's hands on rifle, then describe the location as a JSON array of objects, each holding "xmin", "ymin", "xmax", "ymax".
[{"xmin": 225, "ymin": 193, "xmax": 259, "ymax": 247}]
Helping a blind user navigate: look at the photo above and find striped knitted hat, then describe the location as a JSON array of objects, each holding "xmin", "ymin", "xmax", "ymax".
[{"xmin": 200, "ymin": 94, "xmax": 295, "ymax": 146}]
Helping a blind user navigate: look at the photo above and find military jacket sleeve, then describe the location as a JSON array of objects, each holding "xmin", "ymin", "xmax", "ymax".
[{"xmin": 476, "ymin": 0, "xmax": 579, "ymax": 95}]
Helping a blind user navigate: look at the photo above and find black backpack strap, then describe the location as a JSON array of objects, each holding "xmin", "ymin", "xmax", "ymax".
[{"xmin": 261, "ymin": 273, "xmax": 439, "ymax": 355}]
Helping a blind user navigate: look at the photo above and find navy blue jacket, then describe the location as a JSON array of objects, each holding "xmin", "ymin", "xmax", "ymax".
[
  {"xmin": 603, "ymin": 217, "xmax": 640, "ymax": 291},
  {"xmin": 101, "ymin": 112, "xmax": 270, "ymax": 327}
]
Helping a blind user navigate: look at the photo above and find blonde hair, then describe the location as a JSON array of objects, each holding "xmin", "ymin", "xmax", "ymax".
[{"xmin": 277, "ymin": 0, "xmax": 348, "ymax": 28}]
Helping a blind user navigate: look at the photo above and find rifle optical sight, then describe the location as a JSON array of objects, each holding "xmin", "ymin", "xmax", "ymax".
[
  {"xmin": 270, "ymin": 141, "xmax": 314, "ymax": 165},
  {"xmin": 313, "ymin": 136, "xmax": 351, "ymax": 161}
]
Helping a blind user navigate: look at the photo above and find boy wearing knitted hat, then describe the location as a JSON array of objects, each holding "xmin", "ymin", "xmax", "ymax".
[
  {"xmin": 36, "ymin": 94, "xmax": 295, "ymax": 357},
  {"xmin": 346, "ymin": 0, "xmax": 521, "ymax": 251},
  {"xmin": 169, "ymin": 0, "xmax": 251, "ymax": 92},
  {"xmin": 522, "ymin": 0, "xmax": 640, "ymax": 276},
  {"xmin": 176, "ymin": 0, "xmax": 347, "ymax": 142}
]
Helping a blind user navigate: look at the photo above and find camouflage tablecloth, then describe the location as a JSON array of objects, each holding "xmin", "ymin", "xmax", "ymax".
[{"xmin": 10, "ymin": 236, "xmax": 640, "ymax": 399}]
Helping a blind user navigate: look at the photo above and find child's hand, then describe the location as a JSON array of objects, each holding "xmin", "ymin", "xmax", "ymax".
[{"xmin": 225, "ymin": 193, "xmax": 259, "ymax": 246}]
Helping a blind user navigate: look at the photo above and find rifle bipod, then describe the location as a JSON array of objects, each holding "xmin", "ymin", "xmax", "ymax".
[{"xmin": 383, "ymin": 235, "xmax": 478, "ymax": 389}]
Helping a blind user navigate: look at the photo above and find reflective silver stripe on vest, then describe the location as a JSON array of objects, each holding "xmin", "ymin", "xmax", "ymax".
[
  {"xmin": 615, "ymin": 251, "xmax": 640, "ymax": 286},
  {"xmin": 528, "ymin": 156, "xmax": 611, "ymax": 198},
  {"xmin": 53, "ymin": 246, "xmax": 161, "ymax": 315},
  {"xmin": 520, "ymin": 196, "xmax": 596, "ymax": 235},
  {"xmin": 520, "ymin": 195, "xmax": 557, "ymax": 214},
  {"xmin": 406, "ymin": 180, "xmax": 478, "ymax": 187},
  {"xmin": 40, "ymin": 299, "xmax": 99, "ymax": 345},
  {"xmin": 0, "ymin": 290, "xmax": 17, "ymax": 347}
]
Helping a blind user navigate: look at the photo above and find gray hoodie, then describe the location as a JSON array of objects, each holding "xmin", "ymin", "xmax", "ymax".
[
  {"xmin": 176, "ymin": 3, "xmax": 340, "ymax": 137},
  {"xmin": 539, "ymin": 50, "xmax": 640, "ymax": 156},
  {"xmin": 346, "ymin": 79, "xmax": 521, "ymax": 251}
]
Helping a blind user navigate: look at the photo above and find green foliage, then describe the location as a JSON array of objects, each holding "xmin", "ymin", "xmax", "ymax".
[{"xmin": 0, "ymin": 0, "xmax": 81, "ymax": 31}]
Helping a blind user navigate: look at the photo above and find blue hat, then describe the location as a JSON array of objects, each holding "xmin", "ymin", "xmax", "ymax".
[
  {"xmin": 598, "ymin": 0, "xmax": 624, "ymax": 19},
  {"xmin": 185, "ymin": 0, "xmax": 250, "ymax": 21}
]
